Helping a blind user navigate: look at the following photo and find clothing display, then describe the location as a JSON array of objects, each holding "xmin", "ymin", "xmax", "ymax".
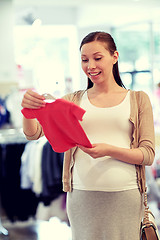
[
  {"xmin": 0, "ymin": 130, "xmax": 66, "ymax": 222},
  {"xmin": 36, "ymin": 194, "xmax": 68, "ymax": 222},
  {"xmin": 21, "ymin": 98, "xmax": 92, "ymax": 153},
  {"xmin": 0, "ymin": 98, "xmax": 10, "ymax": 127},
  {"xmin": 41, "ymin": 141, "xmax": 64, "ymax": 205},
  {"xmin": 0, "ymin": 142, "xmax": 38, "ymax": 222},
  {"xmin": 20, "ymin": 139, "xmax": 67, "ymax": 221},
  {"xmin": 20, "ymin": 139, "xmax": 65, "ymax": 206},
  {"xmin": 20, "ymin": 139, "xmax": 47, "ymax": 194}
]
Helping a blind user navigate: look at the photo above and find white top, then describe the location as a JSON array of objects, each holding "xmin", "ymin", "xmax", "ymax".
[{"xmin": 72, "ymin": 90, "xmax": 138, "ymax": 192}]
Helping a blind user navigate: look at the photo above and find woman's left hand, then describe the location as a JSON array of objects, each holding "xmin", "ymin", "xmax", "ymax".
[
  {"xmin": 79, "ymin": 142, "xmax": 144, "ymax": 165},
  {"xmin": 78, "ymin": 143, "xmax": 110, "ymax": 159}
]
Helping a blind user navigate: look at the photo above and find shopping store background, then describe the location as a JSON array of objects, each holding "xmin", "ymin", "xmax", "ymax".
[{"xmin": 0, "ymin": 0, "xmax": 160, "ymax": 239}]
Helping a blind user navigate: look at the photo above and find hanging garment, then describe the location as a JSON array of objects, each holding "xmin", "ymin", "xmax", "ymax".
[
  {"xmin": 40, "ymin": 141, "xmax": 64, "ymax": 205},
  {"xmin": 0, "ymin": 143, "xmax": 39, "ymax": 222},
  {"xmin": 0, "ymin": 98, "xmax": 10, "ymax": 127},
  {"xmin": 20, "ymin": 138, "xmax": 47, "ymax": 194},
  {"xmin": 21, "ymin": 98, "xmax": 92, "ymax": 152},
  {"xmin": 20, "ymin": 140, "xmax": 65, "ymax": 207}
]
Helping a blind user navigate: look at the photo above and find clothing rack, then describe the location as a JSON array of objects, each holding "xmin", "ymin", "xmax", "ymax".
[
  {"xmin": 0, "ymin": 128, "xmax": 28, "ymax": 145},
  {"xmin": 0, "ymin": 129, "xmax": 66, "ymax": 225},
  {"xmin": 0, "ymin": 128, "xmax": 28, "ymax": 235},
  {"xmin": 0, "ymin": 210, "xmax": 8, "ymax": 236}
]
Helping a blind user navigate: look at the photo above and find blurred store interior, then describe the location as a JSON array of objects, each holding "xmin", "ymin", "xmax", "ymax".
[{"xmin": 0, "ymin": 0, "xmax": 160, "ymax": 239}]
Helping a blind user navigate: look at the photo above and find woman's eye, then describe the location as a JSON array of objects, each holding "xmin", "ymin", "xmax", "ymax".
[
  {"xmin": 95, "ymin": 57, "xmax": 102, "ymax": 61},
  {"xmin": 82, "ymin": 59, "xmax": 88, "ymax": 62}
]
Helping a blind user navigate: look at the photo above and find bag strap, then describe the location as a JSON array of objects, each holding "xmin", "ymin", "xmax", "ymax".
[
  {"xmin": 143, "ymin": 187, "xmax": 150, "ymax": 224},
  {"xmin": 142, "ymin": 187, "xmax": 157, "ymax": 229}
]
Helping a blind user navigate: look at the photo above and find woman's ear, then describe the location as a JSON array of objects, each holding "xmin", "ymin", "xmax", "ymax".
[{"xmin": 113, "ymin": 51, "xmax": 119, "ymax": 64}]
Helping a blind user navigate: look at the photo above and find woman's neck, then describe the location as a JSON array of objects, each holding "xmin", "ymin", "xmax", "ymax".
[{"xmin": 90, "ymin": 81, "xmax": 123, "ymax": 95}]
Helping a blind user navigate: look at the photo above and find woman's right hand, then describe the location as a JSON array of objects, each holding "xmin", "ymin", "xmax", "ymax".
[{"xmin": 21, "ymin": 89, "xmax": 46, "ymax": 109}]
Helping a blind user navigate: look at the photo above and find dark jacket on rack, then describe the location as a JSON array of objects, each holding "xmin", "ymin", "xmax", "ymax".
[{"xmin": 41, "ymin": 141, "xmax": 64, "ymax": 205}]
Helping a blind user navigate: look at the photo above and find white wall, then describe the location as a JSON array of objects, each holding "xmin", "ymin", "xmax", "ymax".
[
  {"xmin": 0, "ymin": 0, "xmax": 15, "ymax": 83},
  {"xmin": 15, "ymin": 5, "xmax": 78, "ymax": 25},
  {"xmin": 13, "ymin": 4, "xmax": 113, "ymax": 91}
]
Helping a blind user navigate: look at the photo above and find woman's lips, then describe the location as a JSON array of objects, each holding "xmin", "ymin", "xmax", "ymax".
[{"xmin": 89, "ymin": 72, "xmax": 101, "ymax": 77}]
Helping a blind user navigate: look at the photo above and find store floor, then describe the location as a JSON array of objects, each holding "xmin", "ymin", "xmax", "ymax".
[{"xmin": 0, "ymin": 218, "xmax": 72, "ymax": 240}]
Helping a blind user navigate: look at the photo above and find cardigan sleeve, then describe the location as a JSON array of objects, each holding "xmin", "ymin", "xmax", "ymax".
[
  {"xmin": 138, "ymin": 91, "xmax": 155, "ymax": 166},
  {"xmin": 24, "ymin": 121, "xmax": 44, "ymax": 140}
]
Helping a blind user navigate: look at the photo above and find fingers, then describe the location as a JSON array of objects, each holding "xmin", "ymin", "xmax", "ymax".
[
  {"xmin": 78, "ymin": 145, "xmax": 88, "ymax": 151},
  {"xmin": 79, "ymin": 146, "xmax": 96, "ymax": 158},
  {"xmin": 21, "ymin": 89, "xmax": 46, "ymax": 109},
  {"xmin": 78, "ymin": 145, "xmax": 93, "ymax": 154},
  {"xmin": 78, "ymin": 144, "xmax": 102, "ymax": 159}
]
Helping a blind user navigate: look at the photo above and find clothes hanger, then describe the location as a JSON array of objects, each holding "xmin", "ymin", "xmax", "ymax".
[{"xmin": 42, "ymin": 93, "xmax": 56, "ymax": 102}]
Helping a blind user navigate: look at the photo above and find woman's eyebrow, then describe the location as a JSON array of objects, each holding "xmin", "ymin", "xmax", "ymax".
[
  {"xmin": 93, "ymin": 52, "xmax": 102, "ymax": 55},
  {"xmin": 81, "ymin": 52, "xmax": 102, "ymax": 57}
]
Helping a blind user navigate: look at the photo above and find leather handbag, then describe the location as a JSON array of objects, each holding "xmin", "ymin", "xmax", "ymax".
[{"xmin": 140, "ymin": 187, "xmax": 160, "ymax": 240}]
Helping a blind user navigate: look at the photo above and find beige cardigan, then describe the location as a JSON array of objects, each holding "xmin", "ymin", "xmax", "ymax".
[{"xmin": 25, "ymin": 89, "xmax": 155, "ymax": 194}]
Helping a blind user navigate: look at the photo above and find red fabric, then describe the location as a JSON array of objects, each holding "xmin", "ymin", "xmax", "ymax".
[{"xmin": 21, "ymin": 98, "xmax": 92, "ymax": 152}]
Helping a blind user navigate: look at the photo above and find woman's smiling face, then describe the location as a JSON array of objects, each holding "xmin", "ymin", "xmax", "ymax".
[{"xmin": 81, "ymin": 41, "xmax": 118, "ymax": 85}]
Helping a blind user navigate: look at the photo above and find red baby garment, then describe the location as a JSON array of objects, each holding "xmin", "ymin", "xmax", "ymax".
[{"xmin": 21, "ymin": 98, "xmax": 92, "ymax": 153}]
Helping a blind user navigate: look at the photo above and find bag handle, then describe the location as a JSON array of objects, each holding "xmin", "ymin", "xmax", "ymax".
[
  {"xmin": 143, "ymin": 187, "xmax": 150, "ymax": 224},
  {"xmin": 142, "ymin": 187, "xmax": 157, "ymax": 230}
]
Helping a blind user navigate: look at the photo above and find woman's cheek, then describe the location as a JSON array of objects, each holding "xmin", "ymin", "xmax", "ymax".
[{"xmin": 82, "ymin": 65, "xmax": 88, "ymax": 75}]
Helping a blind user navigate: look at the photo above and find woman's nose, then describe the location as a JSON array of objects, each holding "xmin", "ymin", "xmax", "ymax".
[{"xmin": 87, "ymin": 60, "xmax": 96, "ymax": 70}]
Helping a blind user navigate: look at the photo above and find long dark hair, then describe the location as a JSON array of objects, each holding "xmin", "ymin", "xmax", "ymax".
[{"xmin": 80, "ymin": 31, "xmax": 125, "ymax": 89}]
